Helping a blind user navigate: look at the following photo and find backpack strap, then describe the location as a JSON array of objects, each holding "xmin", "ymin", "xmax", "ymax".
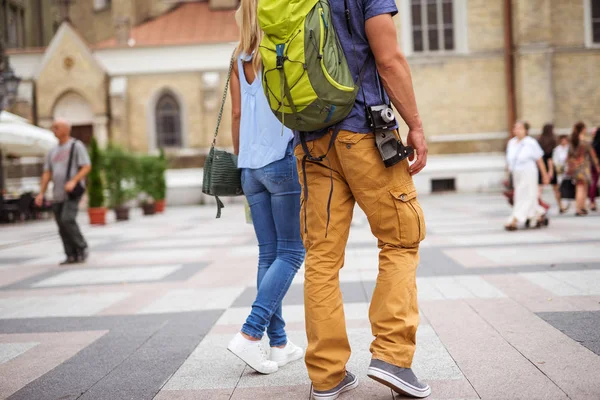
[{"xmin": 299, "ymin": 126, "xmax": 341, "ymax": 238}]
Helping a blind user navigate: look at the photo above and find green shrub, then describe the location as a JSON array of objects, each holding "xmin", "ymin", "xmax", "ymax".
[
  {"xmin": 157, "ymin": 149, "xmax": 167, "ymax": 200},
  {"xmin": 87, "ymin": 138, "xmax": 105, "ymax": 208},
  {"xmin": 136, "ymin": 155, "xmax": 162, "ymax": 203},
  {"xmin": 104, "ymin": 146, "xmax": 138, "ymax": 208}
]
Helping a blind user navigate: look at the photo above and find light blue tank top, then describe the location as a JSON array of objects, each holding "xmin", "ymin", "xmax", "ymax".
[{"xmin": 237, "ymin": 53, "xmax": 293, "ymax": 170}]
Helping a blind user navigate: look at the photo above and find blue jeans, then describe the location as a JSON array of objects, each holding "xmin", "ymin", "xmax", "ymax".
[{"xmin": 241, "ymin": 146, "xmax": 305, "ymax": 347}]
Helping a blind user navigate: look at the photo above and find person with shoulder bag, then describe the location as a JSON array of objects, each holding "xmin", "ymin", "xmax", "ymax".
[
  {"xmin": 35, "ymin": 119, "xmax": 91, "ymax": 265},
  {"xmin": 259, "ymin": 0, "xmax": 430, "ymax": 398},
  {"xmin": 225, "ymin": 0, "xmax": 306, "ymax": 376}
]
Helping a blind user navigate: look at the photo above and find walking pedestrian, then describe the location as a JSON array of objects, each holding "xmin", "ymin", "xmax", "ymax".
[
  {"xmin": 553, "ymin": 134, "xmax": 570, "ymax": 181},
  {"xmin": 34, "ymin": 119, "xmax": 91, "ymax": 265},
  {"xmin": 567, "ymin": 122, "xmax": 600, "ymax": 216},
  {"xmin": 589, "ymin": 127, "xmax": 600, "ymax": 211},
  {"xmin": 537, "ymin": 124, "xmax": 566, "ymax": 213},
  {"xmin": 226, "ymin": 0, "xmax": 306, "ymax": 375},
  {"xmin": 263, "ymin": 1, "xmax": 431, "ymax": 398},
  {"xmin": 505, "ymin": 121, "xmax": 550, "ymax": 231}
]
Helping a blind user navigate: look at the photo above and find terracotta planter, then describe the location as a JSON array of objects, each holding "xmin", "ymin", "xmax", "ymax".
[
  {"xmin": 114, "ymin": 206, "xmax": 130, "ymax": 221},
  {"xmin": 142, "ymin": 202, "xmax": 156, "ymax": 216},
  {"xmin": 88, "ymin": 207, "xmax": 107, "ymax": 225},
  {"xmin": 155, "ymin": 199, "xmax": 166, "ymax": 213}
]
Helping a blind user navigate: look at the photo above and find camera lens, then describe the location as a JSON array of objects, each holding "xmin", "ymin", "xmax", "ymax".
[{"xmin": 380, "ymin": 108, "xmax": 395, "ymax": 123}]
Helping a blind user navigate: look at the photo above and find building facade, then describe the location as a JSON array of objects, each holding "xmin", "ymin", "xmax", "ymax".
[
  {"xmin": 7, "ymin": 0, "xmax": 239, "ymax": 170},
  {"xmin": 1, "ymin": 0, "xmax": 57, "ymax": 49},
  {"xmin": 4, "ymin": 0, "xmax": 600, "ymax": 193},
  {"xmin": 395, "ymin": 0, "xmax": 600, "ymax": 156}
]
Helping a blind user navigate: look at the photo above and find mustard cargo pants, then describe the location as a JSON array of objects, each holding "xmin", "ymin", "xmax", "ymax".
[{"xmin": 295, "ymin": 130, "xmax": 425, "ymax": 391}]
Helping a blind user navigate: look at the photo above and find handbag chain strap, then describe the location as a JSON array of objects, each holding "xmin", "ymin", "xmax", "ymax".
[{"xmin": 211, "ymin": 50, "xmax": 236, "ymax": 149}]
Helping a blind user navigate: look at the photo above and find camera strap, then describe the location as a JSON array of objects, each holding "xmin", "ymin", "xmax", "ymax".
[{"xmin": 375, "ymin": 72, "xmax": 390, "ymax": 107}]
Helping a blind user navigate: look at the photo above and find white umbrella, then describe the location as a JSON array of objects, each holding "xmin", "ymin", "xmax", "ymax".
[{"xmin": 0, "ymin": 111, "xmax": 57, "ymax": 156}]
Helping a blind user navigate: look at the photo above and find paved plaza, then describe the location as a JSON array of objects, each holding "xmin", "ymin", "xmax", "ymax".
[{"xmin": 0, "ymin": 193, "xmax": 599, "ymax": 400}]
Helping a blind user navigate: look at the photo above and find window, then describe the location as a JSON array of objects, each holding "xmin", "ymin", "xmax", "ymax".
[
  {"xmin": 411, "ymin": 0, "xmax": 454, "ymax": 53},
  {"xmin": 4, "ymin": 2, "xmax": 25, "ymax": 48},
  {"xmin": 155, "ymin": 94, "xmax": 182, "ymax": 148},
  {"xmin": 94, "ymin": 0, "xmax": 111, "ymax": 11},
  {"xmin": 591, "ymin": 0, "xmax": 600, "ymax": 44}
]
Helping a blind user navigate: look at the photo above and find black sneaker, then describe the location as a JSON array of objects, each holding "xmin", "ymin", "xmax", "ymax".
[
  {"xmin": 312, "ymin": 371, "xmax": 358, "ymax": 400},
  {"xmin": 59, "ymin": 256, "xmax": 78, "ymax": 266},
  {"xmin": 77, "ymin": 247, "xmax": 89, "ymax": 263},
  {"xmin": 367, "ymin": 359, "xmax": 431, "ymax": 398}
]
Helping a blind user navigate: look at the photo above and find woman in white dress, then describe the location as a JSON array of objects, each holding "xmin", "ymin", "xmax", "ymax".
[{"xmin": 505, "ymin": 121, "xmax": 550, "ymax": 231}]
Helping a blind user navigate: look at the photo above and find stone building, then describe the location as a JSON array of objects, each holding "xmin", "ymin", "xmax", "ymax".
[
  {"xmin": 7, "ymin": 0, "xmax": 239, "ymax": 170},
  {"xmin": 4, "ymin": 0, "xmax": 600, "ymax": 194}
]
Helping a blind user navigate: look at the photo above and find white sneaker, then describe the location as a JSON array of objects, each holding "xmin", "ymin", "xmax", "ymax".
[
  {"xmin": 270, "ymin": 340, "xmax": 305, "ymax": 367},
  {"xmin": 227, "ymin": 333, "xmax": 278, "ymax": 374}
]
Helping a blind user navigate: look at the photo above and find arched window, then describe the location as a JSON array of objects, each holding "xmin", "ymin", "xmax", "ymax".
[{"xmin": 155, "ymin": 93, "xmax": 182, "ymax": 148}]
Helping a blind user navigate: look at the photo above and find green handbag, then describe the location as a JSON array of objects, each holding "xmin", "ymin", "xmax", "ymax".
[{"xmin": 202, "ymin": 52, "xmax": 243, "ymax": 218}]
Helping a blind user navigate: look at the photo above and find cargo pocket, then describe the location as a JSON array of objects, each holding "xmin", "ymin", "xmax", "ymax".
[
  {"xmin": 390, "ymin": 186, "xmax": 426, "ymax": 248},
  {"xmin": 337, "ymin": 132, "xmax": 377, "ymax": 150}
]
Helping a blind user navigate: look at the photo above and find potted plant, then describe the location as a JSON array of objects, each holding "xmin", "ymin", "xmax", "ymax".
[
  {"xmin": 87, "ymin": 137, "xmax": 107, "ymax": 225},
  {"xmin": 136, "ymin": 155, "xmax": 160, "ymax": 216},
  {"xmin": 154, "ymin": 149, "xmax": 167, "ymax": 213},
  {"xmin": 104, "ymin": 146, "xmax": 138, "ymax": 221}
]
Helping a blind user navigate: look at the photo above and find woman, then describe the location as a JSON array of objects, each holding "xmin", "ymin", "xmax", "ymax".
[
  {"xmin": 538, "ymin": 124, "xmax": 566, "ymax": 213},
  {"xmin": 567, "ymin": 122, "xmax": 600, "ymax": 216},
  {"xmin": 226, "ymin": 0, "xmax": 305, "ymax": 375},
  {"xmin": 589, "ymin": 127, "xmax": 600, "ymax": 211},
  {"xmin": 505, "ymin": 121, "xmax": 550, "ymax": 230}
]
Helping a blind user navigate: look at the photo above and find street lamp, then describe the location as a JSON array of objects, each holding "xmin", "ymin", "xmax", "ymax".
[{"xmin": 0, "ymin": 40, "xmax": 21, "ymax": 112}]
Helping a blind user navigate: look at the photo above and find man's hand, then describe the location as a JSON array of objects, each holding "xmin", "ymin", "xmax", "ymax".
[
  {"xmin": 407, "ymin": 128, "xmax": 428, "ymax": 175},
  {"xmin": 34, "ymin": 193, "xmax": 44, "ymax": 207},
  {"xmin": 64, "ymin": 180, "xmax": 77, "ymax": 193}
]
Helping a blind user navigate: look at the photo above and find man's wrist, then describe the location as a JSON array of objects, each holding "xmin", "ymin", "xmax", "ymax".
[{"xmin": 406, "ymin": 117, "xmax": 423, "ymax": 131}]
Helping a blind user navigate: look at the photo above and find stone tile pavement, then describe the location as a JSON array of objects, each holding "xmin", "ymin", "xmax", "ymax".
[{"xmin": 0, "ymin": 193, "xmax": 599, "ymax": 399}]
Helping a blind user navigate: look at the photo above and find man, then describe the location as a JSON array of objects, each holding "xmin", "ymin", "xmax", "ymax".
[
  {"xmin": 35, "ymin": 119, "xmax": 91, "ymax": 265},
  {"xmin": 296, "ymin": 2, "xmax": 430, "ymax": 399}
]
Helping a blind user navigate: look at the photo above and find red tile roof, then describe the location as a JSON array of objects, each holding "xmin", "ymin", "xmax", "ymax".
[{"xmin": 96, "ymin": 2, "xmax": 239, "ymax": 49}]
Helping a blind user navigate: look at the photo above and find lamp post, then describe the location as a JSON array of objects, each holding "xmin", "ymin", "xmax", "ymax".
[{"xmin": 0, "ymin": 39, "xmax": 22, "ymax": 112}]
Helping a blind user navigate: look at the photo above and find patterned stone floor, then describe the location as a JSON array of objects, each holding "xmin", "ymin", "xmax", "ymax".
[{"xmin": 0, "ymin": 193, "xmax": 599, "ymax": 400}]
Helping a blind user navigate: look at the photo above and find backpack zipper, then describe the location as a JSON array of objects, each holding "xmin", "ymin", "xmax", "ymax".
[{"xmin": 318, "ymin": 8, "xmax": 354, "ymax": 92}]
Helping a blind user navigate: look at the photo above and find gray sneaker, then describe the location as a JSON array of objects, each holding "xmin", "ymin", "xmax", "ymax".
[
  {"xmin": 312, "ymin": 371, "xmax": 358, "ymax": 400},
  {"xmin": 367, "ymin": 359, "xmax": 431, "ymax": 398}
]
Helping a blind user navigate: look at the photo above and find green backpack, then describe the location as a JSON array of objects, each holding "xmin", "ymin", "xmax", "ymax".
[{"xmin": 258, "ymin": 0, "xmax": 358, "ymax": 132}]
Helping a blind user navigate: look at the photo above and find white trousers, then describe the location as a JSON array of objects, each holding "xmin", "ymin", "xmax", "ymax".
[{"xmin": 510, "ymin": 168, "xmax": 545, "ymax": 224}]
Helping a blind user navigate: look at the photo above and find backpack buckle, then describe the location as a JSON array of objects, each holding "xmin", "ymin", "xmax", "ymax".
[{"xmin": 276, "ymin": 43, "xmax": 285, "ymax": 69}]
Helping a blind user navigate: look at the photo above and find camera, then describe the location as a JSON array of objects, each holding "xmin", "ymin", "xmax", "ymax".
[
  {"xmin": 367, "ymin": 105, "xmax": 414, "ymax": 168},
  {"xmin": 366, "ymin": 105, "xmax": 396, "ymax": 133}
]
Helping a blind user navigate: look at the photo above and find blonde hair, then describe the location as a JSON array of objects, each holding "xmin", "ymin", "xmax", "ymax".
[{"xmin": 235, "ymin": 0, "xmax": 262, "ymax": 74}]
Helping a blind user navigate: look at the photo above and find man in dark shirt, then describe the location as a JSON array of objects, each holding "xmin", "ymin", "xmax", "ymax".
[{"xmin": 296, "ymin": 1, "xmax": 430, "ymax": 399}]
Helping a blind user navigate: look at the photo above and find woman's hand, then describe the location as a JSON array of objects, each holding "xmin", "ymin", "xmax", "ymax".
[
  {"xmin": 542, "ymin": 174, "xmax": 550, "ymax": 185},
  {"xmin": 537, "ymin": 158, "xmax": 550, "ymax": 185}
]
